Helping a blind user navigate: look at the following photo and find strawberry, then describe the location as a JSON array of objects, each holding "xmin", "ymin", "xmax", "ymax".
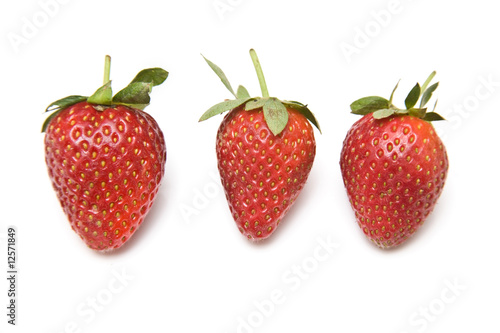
[
  {"xmin": 340, "ymin": 72, "xmax": 449, "ymax": 249},
  {"xmin": 199, "ymin": 49, "xmax": 321, "ymax": 241},
  {"xmin": 42, "ymin": 56, "xmax": 168, "ymax": 251}
]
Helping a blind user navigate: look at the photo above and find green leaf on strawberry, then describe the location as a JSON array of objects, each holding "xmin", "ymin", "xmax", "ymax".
[
  {"xmin": 420, "ymin": 82, "xmax": 439, "ymax": 108},
  {"xmin": 199, "ymin": 49, "xmax": 321, "ymax": 135},
  {"xmin": 372, "ymin": 108, "xmax": 396, "ymax": 119},
  {"xmin": 87, "ymin": 80, "xmax": 113, "ymax": 105},
  {"xmin": 282, "ymin": 100, "xmax": 321, "ymax": 132},
  {"xmin": 404, "ymin": 83, "xmax": 421, "ymax": 109},
  {"xmin": 199, "ymin": 98, "xmax": 253, "ymax": 121},
  {"xmin": 423, "ymin": 111, "xmax": 445, "ymax": 121},
  {"xmin": 408, "ymin": 107, "xmax": 427, "ymax": 118},
  {"xmin": 236, "ymin": 85, "xmax": 251, "ymax": 99},
  {"xmin": 350, "ymin": 96, "xmax": 390, "ymax": 115},
  {"xmin": 202, "ymin": 54, "xmax": 237, "ymax": 98},
  {"xmin": 113, "ymin": 67, "xmax": 168, "ymax": 109},
  {"xmin": 42, "ymin": 56, "xmax": 168, "ymax": 132},
  {"xmin": 263, "ymin": 97, "xmax": 289, "ymax": 135},
  {"xmin": 45, "ymin": 95, "xmax": 88, "ymax": 113},
  {"xmin": 350, "ymin": 71, "xmax": 445, "ymax": 122},
  {"xmin": 129, "ymin": 67, "xmax": 169, "ymax": 86},
  {"xmin": 245, "ymin": 98, "xmax": 268, "ymax": 111},
  {"xmin": 112, "ymin": 82, "xmax": 153, "ymax": 109}
]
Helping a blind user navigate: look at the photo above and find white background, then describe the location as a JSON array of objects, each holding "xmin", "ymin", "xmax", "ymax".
[{"xmin": 1, "ymin": 0, "xmax": 499, "ymax": 332}]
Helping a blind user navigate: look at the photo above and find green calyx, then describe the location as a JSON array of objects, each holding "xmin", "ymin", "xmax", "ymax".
[
  {"xmin": 42, "ymin": 55, "xmax": 168, "ymax": 132},
  {"xmin": 199, "ymin": 49, "xmax": 321, "ymax": 136},
  {"xmin": 350, "ymin": 71, "xmax": 445, "ymax": 122}
]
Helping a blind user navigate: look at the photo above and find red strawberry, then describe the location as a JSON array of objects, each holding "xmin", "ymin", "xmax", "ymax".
[
  {"xmin": 200, "ymin": 49, "xmax": 320, "ymax": 241},
  {"xmin": 43, "ymin": 56, "xmax": 168, "ymax": 251},
  {"xmin": 340, "ymin": 72, "xmax": 449, "ymax": 249}
]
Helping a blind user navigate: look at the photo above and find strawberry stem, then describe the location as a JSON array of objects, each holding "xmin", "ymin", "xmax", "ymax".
[
  {"xmin": 87, "ymin": 55, "xmax": 113, "ymax": 106},
  {"xmin": 249, "ymin": 49, "xmax": 269, "ymax": 98},
  {"xmin": 103, "ymin": 55, "xmax": 111, "ymax": 85}
]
